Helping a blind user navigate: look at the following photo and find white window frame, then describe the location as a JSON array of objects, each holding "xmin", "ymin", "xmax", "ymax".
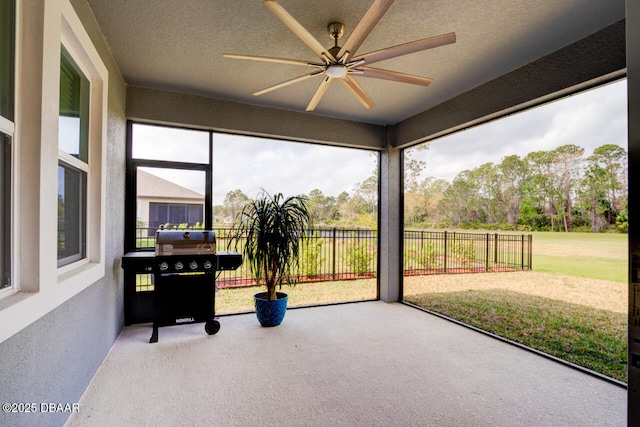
[
  {"xmin": 0, "ymin": 121, "xmax": 14, "ymax": 300},
  {"xmin": 57, "ymin": 46, "xmax": 90, "ymax": 269},
  {"xmin": 0, "ymin": 0, "xmax": 17, "ymax": 300},
  {"xmin": 0, "ymin": 0, "xmax": 108, "ymax": 343},
  {"xmin": 0, "ymin": 118, "xmax": 14, "ymax": 137}
]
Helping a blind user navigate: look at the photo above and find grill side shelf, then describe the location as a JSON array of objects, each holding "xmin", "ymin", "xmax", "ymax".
[
  {"xmin": 216, "ymin": 251, "xmax": 242, "ymax": 271},
  {"xmin": 122, "ymin": 251, "xmax": 156, "ymax": 273}
]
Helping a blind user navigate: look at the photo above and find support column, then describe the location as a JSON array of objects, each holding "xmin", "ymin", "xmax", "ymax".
[
  {"xmin": 628, "ymin": 2, "xmax": 640, "ymax": 425},
  {"xmin": 378, "ymin": 129, "xmax": 402, "ymax": 302}
]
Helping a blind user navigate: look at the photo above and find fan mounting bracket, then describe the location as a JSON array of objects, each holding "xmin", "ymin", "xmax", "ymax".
[{"xmin": 328, "ymin": 22, "xmax": 345, "ymax": 43}]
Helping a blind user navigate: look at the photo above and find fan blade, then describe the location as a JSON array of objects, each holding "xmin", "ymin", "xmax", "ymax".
[
  {"xmin": 306, "ymin": 76, "xmax": 334, "ymax": 111},
  {"xmin": 353, "ymin": 32, "xmax": 456, "ymax": 65},
  {"xmin": 263, "ymin": 0, "xmax": 336, "ymax": 63},
  {"xmin": 337, "ymin": 0, "xmax": 394, "ymax": 62},
  {"xmin": 338, "ymin": 75, "xmax": 375, "ymax": 109},
  {"xmin": 356, "ymin": 66, "xmax": 433, "ymax": 87},
  {"xmin": 253, "ymin": 70, "xmax": 324, "ymax": 96},
  {"xmin": 223, "ymin": 53, "xmax": 324, "ymax": 68}
]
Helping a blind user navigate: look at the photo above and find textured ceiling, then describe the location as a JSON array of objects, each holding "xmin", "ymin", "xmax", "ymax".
[{"xmin": 86, "ymin": 0, "xmax": 624, "ymax": 125}]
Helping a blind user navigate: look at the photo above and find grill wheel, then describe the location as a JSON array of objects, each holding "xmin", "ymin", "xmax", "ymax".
[{"xmin": 205, "ymin": 319, "xmax": 221, "ymax": 335}]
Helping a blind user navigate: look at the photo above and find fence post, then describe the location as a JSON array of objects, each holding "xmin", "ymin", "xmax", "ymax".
[
  {"xmin": 521, "ymin": 234, "xmax": 525, "ymax": 270},
  {"xmin": 528, "ymin": 234, "xmax": 533, "ymax": 270},
  {"xmin": 443, "ymin": 230, "xmax": 448, "ymax": 273},
  {"xmin": 494, "ymin": 233, "xmax": 498, "ymax": 265},
  {"xmin": 420, "ymin": 230, "xmax": 424, "ymax": 273},
  {"xmin": 332, "ymin": 227, "xmax": 337, "ymax": 280},
  {"xmin": 485, "ymin": 233, "xmax": 490, "ymax": 271}
]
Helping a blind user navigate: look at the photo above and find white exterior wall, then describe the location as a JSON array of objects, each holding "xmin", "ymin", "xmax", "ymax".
[{"xmin": 0, "ymin": 0, "xmax": 127, "ymax": 426}]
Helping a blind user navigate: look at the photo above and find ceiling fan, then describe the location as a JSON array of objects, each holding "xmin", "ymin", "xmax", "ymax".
[{"xmin": 223, "ymin": 0, "xmax": 456, "ymax": 111}]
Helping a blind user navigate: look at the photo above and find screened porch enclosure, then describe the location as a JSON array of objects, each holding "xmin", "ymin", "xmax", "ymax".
[{"xmin": 1, "ymin": 1, "xmax": 636, "ymax": 427}]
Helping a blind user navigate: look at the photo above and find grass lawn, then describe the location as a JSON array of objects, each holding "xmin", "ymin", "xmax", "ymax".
[
  {"xmin": 404, "ymin": 231, "xmax": 629, "ymax": 382},
  {"xmin": 530, "ymin": 231, "xmax": 627, "ymax": 261},
  {"xmin": 406, "ymin": 289, "xmax": 627, "ymax": 381},
  {"xmin": 531, "ymin": 232, "xmax": 627, "ymax": 283},
  {"xmin": 534, "ymin": 254, "xmax": 627, "ymax": 283}
]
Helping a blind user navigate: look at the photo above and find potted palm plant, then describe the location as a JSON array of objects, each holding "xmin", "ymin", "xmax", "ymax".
[{"xmin": 229, "ymin": 191, "xmax": 311, "ymax": 326}]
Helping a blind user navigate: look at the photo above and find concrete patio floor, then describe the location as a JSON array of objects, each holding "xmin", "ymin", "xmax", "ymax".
[{"xmin": 66, "ymin": 301, "xmax": 626, "ymax": 426}]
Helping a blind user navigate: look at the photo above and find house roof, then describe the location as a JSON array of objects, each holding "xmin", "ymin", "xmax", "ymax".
[{"xmin": 136, "ymin": 169, "xmax": 204, "ymax": 201}]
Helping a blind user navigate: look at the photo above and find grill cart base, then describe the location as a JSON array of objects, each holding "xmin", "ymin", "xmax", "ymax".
[{"xmin": 150, "ymin": 269, "xmax": 219, "ymax": 343}]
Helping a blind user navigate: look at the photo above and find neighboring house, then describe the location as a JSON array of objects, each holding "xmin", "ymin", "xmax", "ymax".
[{"xmin": 136, "ymin": 169, "xmax": 204, "ymax": 230}]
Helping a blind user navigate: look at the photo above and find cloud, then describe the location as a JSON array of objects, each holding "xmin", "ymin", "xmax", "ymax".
[
  {"xmin": 410, "ymin": 79, "xmax": 627, "ymax": 182},
  {"xmin": 212, "ymin": 134, "xmax": 376, "ymax": 204}
]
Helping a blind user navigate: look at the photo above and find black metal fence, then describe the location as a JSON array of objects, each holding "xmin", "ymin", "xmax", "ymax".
[
  {"xmin": 404, "ymin": 230, "xmax": 532, "ymax": 275},
  {"xmin": 135, "ymin": 227, "xmax": 531, "ymax": 289}
]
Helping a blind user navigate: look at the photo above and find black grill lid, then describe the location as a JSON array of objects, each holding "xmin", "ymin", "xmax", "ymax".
[{"xmin": 155, "ymin": 230, "xmax": 216, "ymax": 256}]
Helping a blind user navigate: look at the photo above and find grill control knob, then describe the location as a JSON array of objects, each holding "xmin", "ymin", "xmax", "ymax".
[
  {"xmin": 189, "ymin": 260, "xmax": 198, "ymax": 270},
  {"xmin": 203, "ymin": 260, "xmax": 213, "ymax": 270},
  {"xmin": 159, "ymin": 262, "xmax": 169, "ymax": 271},
  {"xmin": 174, "ymin": 261, "xmax": 184, "ymax": 271}
]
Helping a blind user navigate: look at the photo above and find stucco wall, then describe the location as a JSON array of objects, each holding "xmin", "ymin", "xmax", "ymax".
[
  {"xmin": 0, "ymin": 0, "xmax": 126, "ymax": 425},
  {"xmin": 126, "ymin": 85, "xmax": 387, "ymax": 151}
]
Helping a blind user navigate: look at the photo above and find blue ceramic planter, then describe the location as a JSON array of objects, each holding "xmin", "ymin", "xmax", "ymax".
[{"xmin": 254, "ymin": 292, "xmax": 288, "ymax": 327}]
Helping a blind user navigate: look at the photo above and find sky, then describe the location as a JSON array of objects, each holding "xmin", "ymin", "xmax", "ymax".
[
  {"xmin": 132, "ymin": 78, "xmax": 627, "ymax": 205},
  {"xmin": 211, "ymin": 135, "xmax": 377, "ymax": 205},
  {"xmin": 407, "ymin": 79, "xmax": 628, "ymax": 182}
]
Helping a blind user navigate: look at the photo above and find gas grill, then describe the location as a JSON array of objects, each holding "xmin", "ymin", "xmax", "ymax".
[
  {"xmin": 122, "ymin": 230, "xmax": 241, "ymax": 343},
  {"xmin": 155, "ymin": 229, "xmax": 218, "ymax": 273}
]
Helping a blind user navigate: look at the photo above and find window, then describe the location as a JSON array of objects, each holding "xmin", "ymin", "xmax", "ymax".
[
  {"xmin": 131, "ymin": 123, "xmax": 210, "ymax": 163},
  {"xmin": 0, "ymin": 133, "xmax": 10, "ymax": 291},
  {"xmin": 0, "ymin": 0, "xmax": 109, "ymax": 343},
  {"xmin": 57, "ymin": 161, "xmax": 86, "ymax": 264},
  {"xmin": 127, "ymin": 123, "xmax": 212, "ymax": 251},
  {"xmin": 149, "ymin": 203, "xmax": 203, "ymax": 228},
  {"xmin": 0, "ymin": 0, "xmax": 14, "ymax": 293},
  {"xmin": 0, "ymin": 0, "xmax": 15, "ymax": 122},
  {"xmin": 58, "ymin": 47, "xmax": 89, "ymax": 267}
]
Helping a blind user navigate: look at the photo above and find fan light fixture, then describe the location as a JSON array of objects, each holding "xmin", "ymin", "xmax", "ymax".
[
  {"xmin": 326, "ymin": 65, "xmax": 347, "ymax": 78},
  {"xmin": 222, "ymin": 0, "xmax": 456, "ymax": 111}
]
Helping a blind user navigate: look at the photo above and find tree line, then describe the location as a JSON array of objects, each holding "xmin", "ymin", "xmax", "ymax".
[
  {"xmin": 213, "ymin": 173, "xmax": 378, "ymax": 228},
  {"xmin": 214, "ymin": 143, "xmax": 627, "ymax": 233},
  {"xmin": 405, "ymin": 144, "xmax": 627, "ymax": 232}
]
